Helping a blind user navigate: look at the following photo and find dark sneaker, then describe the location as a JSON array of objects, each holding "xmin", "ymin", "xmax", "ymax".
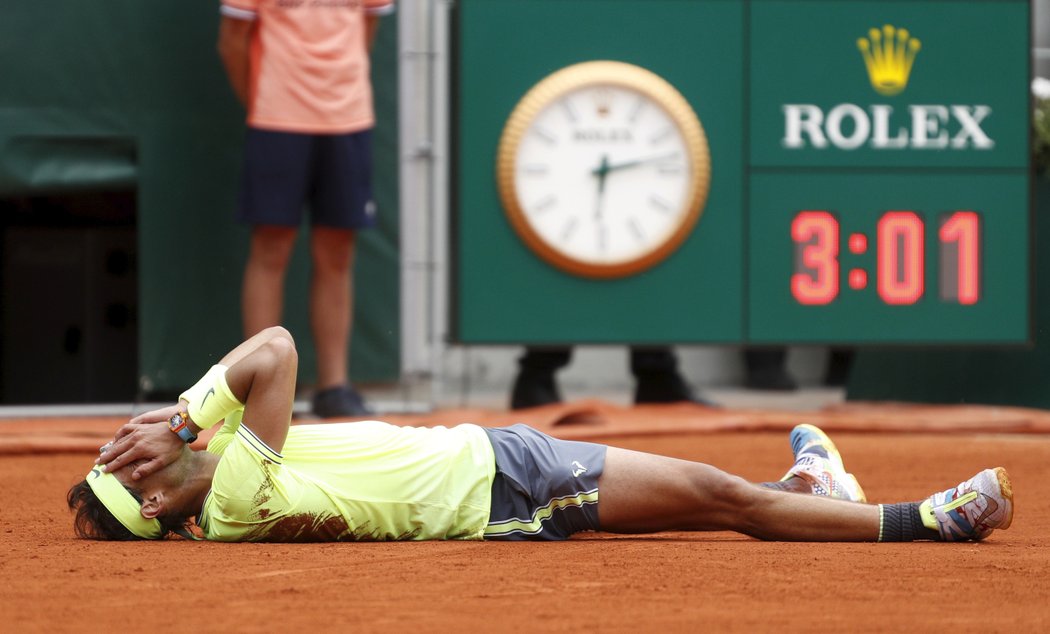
[
  {"xmin": 634, "ymin": 371, "xmax": 716, "ymax": 406},
  {"xmin": 745, "ymin": 366, "xmax": 799, "ymax": 391},
  {"xmin": 312, "ymin": 385, "xmax": 372, "ymax": 418},
  {"xmin": 510, "ymin": 370, "xmax": 561, "ymax": 410}
]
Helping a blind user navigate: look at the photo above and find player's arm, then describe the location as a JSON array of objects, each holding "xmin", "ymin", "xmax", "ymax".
[
  {"xmin": 365, "ymin": 1, "xmax": 394, "ymax": 50},
  {"xmin": 97, "ymin": 327, "xmax": 296, "ymax": 479},
  {"xmin": 366, "ymin": 14, "xmax": 380, "ymax": 50},
  {"xmin": 221, "ymin": 327, "xmax": 298, "ymax": 455},
  {"xmin": 217, "ymin": 11, "xmax": 254, "ymax": 107}
]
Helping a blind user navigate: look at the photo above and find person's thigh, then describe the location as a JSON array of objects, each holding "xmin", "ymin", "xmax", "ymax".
[
  {"xmin": 310, "ymin": 129, "xmax": 376, "ymax": 230},
  {"xmin": 237, "ymin": 128, "xmax": 313, "ymax": 227},
  {"xmin": 247, "ymin": 225, "xmax": 299, "ymax": 268}
]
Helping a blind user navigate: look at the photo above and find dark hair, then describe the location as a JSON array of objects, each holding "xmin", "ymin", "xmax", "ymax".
[{"xmin": 66, "ymin": 480, "xmax": 184, "ymax": 541}]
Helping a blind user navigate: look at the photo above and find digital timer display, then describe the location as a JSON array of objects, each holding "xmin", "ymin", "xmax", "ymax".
[
  {"xmin": 791, "ymin": 209, "xmax": 980, "ymax": 306},
  {"xmin": 748, "ymin": 172, "xmax": 1027, "ymax": 344}
]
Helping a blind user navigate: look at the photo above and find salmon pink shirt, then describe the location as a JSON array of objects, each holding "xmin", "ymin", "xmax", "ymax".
[{"xmin": 220, "ymin": 0, "xmax": 395, "ymax": 134}]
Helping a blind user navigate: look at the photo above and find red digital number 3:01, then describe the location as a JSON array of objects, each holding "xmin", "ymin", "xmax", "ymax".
[{"xmin": 790, "ymin": 210, "xmax": 981, "ymax": 306}]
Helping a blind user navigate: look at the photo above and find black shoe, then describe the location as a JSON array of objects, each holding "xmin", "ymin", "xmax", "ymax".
[
  {"xmin": 510, "ymin": 370, "xmax": 562, "ymax": 410},
  {"xmin": 823, "ymin": 348, "xmax": 855, "ymax": 387},
  {"xmin": 312, "ymin": 385, "xmax": 372, "ymax": 418},
  {"xmin": 744, "ymin": 367, "xmax": 798, "ymax": 391},
  {"xmin": 634, "ymin": 372, "xmax": 715, "ymax": 406}
]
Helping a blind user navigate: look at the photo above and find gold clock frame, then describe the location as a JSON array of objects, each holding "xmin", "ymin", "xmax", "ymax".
[{"xmin": 496, "ymin": 60, "xmax": 711, "ymax": 279}]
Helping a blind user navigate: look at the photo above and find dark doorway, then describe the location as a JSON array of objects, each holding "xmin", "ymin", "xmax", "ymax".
[{"xmin": 1, "ymin": 190, "xmax": 137, "ymax": 404}]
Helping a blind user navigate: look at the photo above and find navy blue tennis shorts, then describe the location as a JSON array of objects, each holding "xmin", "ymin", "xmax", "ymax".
[
  {"xmin": 237, "ymin": 127, "xmax": 377, "ymax": 230},
  {"xmin": 483, "ymin": 424, "xmax": 607, "ymax": 541}
]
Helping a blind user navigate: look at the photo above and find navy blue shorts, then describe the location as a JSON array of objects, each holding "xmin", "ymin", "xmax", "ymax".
[
  {"xmin": 237, "ymin": 127, "xmax": 377, "ymax": 229},
  {"xmin": 483, "ymin": 425, "xmax": 607, "ymax": 541}
]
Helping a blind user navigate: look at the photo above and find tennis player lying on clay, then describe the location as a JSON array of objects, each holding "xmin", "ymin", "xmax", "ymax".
[{"xmin": 70, "ymin": 327, "xmax": 1013, "ymax": 543}]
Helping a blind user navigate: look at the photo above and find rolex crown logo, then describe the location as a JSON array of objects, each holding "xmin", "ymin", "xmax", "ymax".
[{"xmin": 856, "ymin": 24, "xmax": 921, "ymax": 96}]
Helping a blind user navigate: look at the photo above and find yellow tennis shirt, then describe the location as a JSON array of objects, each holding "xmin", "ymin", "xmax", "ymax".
[{"xmin": 198, "ymin": 415, "xmax": 496, "ymax": 542}]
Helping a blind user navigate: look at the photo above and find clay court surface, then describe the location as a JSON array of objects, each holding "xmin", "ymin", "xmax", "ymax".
[{"xmin": 2, "ymin": 402, "xmax": 1049, "ymax": 632}]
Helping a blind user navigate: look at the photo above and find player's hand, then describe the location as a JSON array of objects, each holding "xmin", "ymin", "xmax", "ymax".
[{"xmin": 96, "ymin": 405, "xmax": 185, "ymax": 480}]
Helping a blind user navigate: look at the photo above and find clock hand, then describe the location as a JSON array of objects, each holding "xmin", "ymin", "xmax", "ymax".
[
  {"xmin": 593, "ymin": 154, "xmax": 610, "ymax": 220},
  {"xmin": 591, "ymin": 151, "xmax": 681, "ymax": 176}
]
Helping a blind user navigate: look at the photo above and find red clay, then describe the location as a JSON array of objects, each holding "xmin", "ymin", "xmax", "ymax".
[{"xmin": 2, "ymin": 421, "xmax": 1048, "ymax": 631}]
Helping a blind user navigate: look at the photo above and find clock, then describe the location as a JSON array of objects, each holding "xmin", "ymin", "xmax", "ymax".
[{"xmin": 496, "ymin": 61, "xmax": 711, "ymax": 279}]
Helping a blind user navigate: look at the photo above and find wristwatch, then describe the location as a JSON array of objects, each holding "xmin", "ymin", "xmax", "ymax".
[{"xmin": 168, "ymin": 409, "xmax": 198, "ymax": 443}]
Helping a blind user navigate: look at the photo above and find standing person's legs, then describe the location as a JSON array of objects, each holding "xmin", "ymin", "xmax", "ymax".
[
  {"xmin": 242, "ymin": 226, "xmax": 298, "ymax": 335},
  {"xmin": 310, "ymin": 227, "xmax": 356, "ymax": 389},
  {"xmin": 825, "ymin": 347, "xmax": 856, "ymax": 387},
  {"xmin": 744, "ymin": 347, "xmax": 797, "ymax": 391},
  {"xmin": 237, "ymin": 128, "xmax": 314, "ymax": 337},
  {"xmin": 510, "ymin": 347, "xmax": 573, "ymax": 409},
  {"xmin": 308, "ymin": 130, "xmax": 376, "ymax": 417},
  {"xmin": 631, "ymin": 346, "xmax": 713, "ymax": 405}
]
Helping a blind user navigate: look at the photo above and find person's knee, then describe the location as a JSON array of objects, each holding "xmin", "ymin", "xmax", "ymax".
[
  {"xmin": 310, "ymin": 229, "xmax": 355, "ymax": 273},
  {"xmin": 695, "ymin": 470, "xmax": 762, "ymax": 517},
  {"xmin": 249, "ymin": 228, "xmax": 297, "ymax": 270}
]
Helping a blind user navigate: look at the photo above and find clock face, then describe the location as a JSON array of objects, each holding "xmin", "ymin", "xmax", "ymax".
[{"xmin": 497, "ymin": 61, "xmax": 711, "ymax": 278}]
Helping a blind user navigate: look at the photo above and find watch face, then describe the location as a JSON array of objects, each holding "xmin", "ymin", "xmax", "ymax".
[{"xmin": 497, "ymin": 61, "xmax": 711, "ymax": 278}]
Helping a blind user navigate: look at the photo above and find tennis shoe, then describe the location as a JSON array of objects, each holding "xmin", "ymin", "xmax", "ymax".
[
  {"xmin": 312, "ymin": 384, "xmax": 372, "ymax": 418},
  {"xmin": 782, "ymin": 424, "xmax": 866, "ymax": 503},
  {"xmin": 921, "ymin": 467, "xmax": 1013, "ymax": 541}
]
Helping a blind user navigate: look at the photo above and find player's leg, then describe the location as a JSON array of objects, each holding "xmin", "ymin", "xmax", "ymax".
[
  {"xmin": 598, "ymin": 444, "xmax": 1014, "ymax": 542},
  {"xmin": 597, "ymin": 446, "xmax": 881, "ymax": 541}
]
